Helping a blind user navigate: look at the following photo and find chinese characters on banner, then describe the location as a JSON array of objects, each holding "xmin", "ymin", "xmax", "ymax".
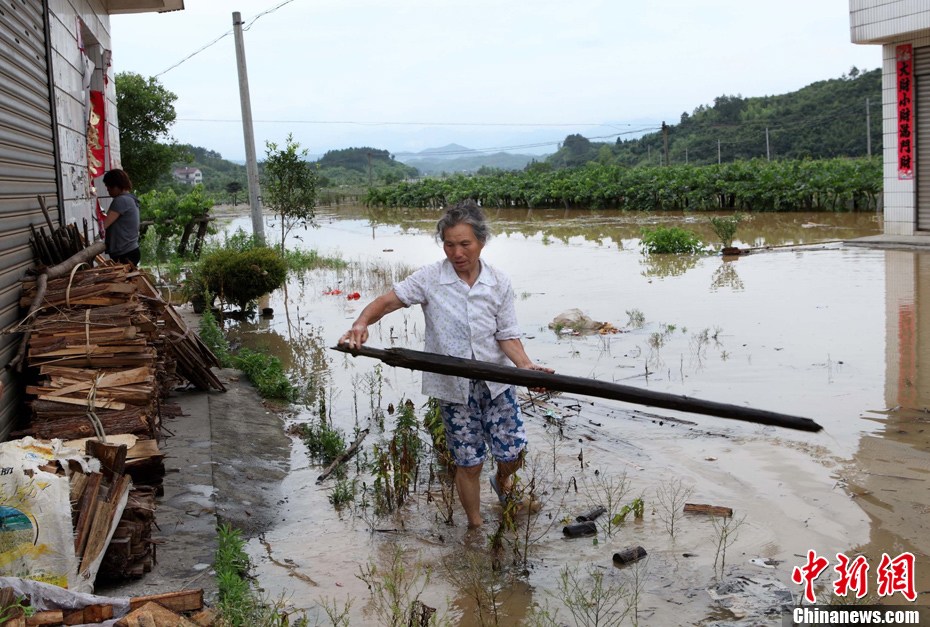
[
  {"xmin": 88, "ymin": 90, "xmax": 107, "ymax": 239},
  {"xmin": 897, "ymin": 44, "xmax": 914, "ymax": 180},
  {"xmin": 87, "ymin": 90, "xmax": 106, "ymax": 180},
  {"xmin": 792, "ymin": 550, "xmax": 917, "ymax": 604}
]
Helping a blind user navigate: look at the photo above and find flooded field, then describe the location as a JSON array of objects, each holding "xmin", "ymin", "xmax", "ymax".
[{"xmin": 210, "ymin": 206, "xmax": 929, "ymax": 625}]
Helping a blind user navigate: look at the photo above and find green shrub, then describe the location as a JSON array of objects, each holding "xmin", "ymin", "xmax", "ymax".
[
  {"xmin": 199, "ymin": 247, "xmax": 287, "ymax": 310},
  {"xmin": 708, "ymin": 213, "xmax": 745, "ymax": 249},
  {"xmin": 640, "ymin": 226, "xmax": 704, "ymax": 254},
  {"xmin": 232, "ymin": 349, "xmax": 296, "ymax": 401}
]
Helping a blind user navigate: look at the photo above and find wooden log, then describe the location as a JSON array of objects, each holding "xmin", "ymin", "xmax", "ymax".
[
  {"xmin": 81, "ymin": 604, "xmax": 114, "ymax": 622},
  {"xmin": 80, "ymin": 500, "xmax": 117, "ymax": 575},
  {"xmin": 116, "ymin": 602, "xmax": 198, "ymax": 627},
  {"xmin": 683, "ymin": 503, "xmax": 733, "ymax": 517},
  {"xmin": 86, "ymin": 441, "xmax": 128, "ymax": 479},
  {"xmin": 129, "ymin": 590, "xmax": 204, "ymax": 613},
  {"xmin": 331, "ymin": 345, "xmax": 823, "ymax": 432},
  {"xmin": 74, "ymin": 473, "xmax": 102, "ymax": 555},
  {"xmin": 61, "ymin": 607, "xmax": 85, "ymax": 626},
  {"xmin": 25, "ymin": 610, "xmax": 64, "ymax": 626},
  {"xmin": 316, "ymin": 428, "xmax": 369, "ymax": 484}
]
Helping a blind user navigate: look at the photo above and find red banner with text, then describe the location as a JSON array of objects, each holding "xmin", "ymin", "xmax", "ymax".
[
  {"xmin": 897, "ymin": 44, "xmax": 914, "ymax": 180},
  {"xmin": 88, "ymin": 90, "xmax": 106, "ymax": 179}
]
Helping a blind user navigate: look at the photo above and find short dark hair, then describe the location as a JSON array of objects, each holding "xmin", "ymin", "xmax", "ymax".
[
  {"xmin": 436, "ymin": 199, "xmax": 490, "ymax": 244},
  {"xmin": 102, "ymin": 169, "xmax": 133, "ymax": 191}
]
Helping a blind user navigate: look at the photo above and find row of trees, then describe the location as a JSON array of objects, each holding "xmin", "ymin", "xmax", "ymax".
[{"xmin": 366, "ymin": 157, "xmax": 882, "ymax": 212}]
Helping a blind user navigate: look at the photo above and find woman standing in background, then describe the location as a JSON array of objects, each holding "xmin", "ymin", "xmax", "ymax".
[{"xmin": 102, "ymin": 169, "xmax": 141, "ymax": 266}]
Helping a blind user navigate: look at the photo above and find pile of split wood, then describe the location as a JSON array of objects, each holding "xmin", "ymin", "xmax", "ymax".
[
  {"xmin": 4, "ymin": 234, "xmax": 225, "ymax": 584},
  {"xmin": 0, "ymin": 586, "xmax": 210, "ymax": 626}
]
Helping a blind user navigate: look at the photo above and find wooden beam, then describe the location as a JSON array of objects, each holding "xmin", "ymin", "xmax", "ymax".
[{"xmin": 331, "ymin": 345, "xmax": 823, "ymax": 432}]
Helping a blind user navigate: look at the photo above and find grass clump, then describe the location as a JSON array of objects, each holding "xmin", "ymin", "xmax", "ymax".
[
  {"xmin": 215, "ymin": 523, "xmax": 304, "ymax": 625},
  {"xmin": 233, "ymin": 349, "xmax": 297, "ymax": 401},
  {"xmin": 640, "ymin": 226, "xmax": 704, "ymax": 254},
  {"xmin": 283, "ymin": 248, "xmax": 347, "ymax": 273},
  {"xmin": 198, "ymin": 299, "xmax": 232, "ymax": 368}
]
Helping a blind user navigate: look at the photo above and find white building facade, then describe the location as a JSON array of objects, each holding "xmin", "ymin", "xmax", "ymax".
[
  {"xmin": 851, "ymin": 1, "xmax": 930, "ymax": 235},
  {"xmin": 0, "ymin": 0, "xmax": 181, "ymax": 437}
]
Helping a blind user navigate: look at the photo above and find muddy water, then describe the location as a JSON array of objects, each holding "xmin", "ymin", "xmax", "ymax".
[{"xmin": 217, "ymin": 208, "xmax": 929, "ymax": 624}]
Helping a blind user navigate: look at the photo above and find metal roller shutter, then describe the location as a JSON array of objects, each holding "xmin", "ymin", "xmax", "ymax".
[
  {"xmin": 0, "ymin": 0, "xmax": 59, "ymax": 437},
  {"xmin": 915, "ymin": 46, "xmax": 930, "ymax": 231}
]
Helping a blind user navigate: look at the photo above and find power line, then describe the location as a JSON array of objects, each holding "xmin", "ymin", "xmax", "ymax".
[
  {"xmin": 175, "ymin": 118, "xmax": 658, "ymax": 129},
  {"xmin": 154, "ymin": 0, "xmax": 297, "ymax": 77}
]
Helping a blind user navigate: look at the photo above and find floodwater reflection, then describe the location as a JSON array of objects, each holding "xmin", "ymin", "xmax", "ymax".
[{"xmin": 215, "ymin": 207, "xmax": 930, "ymax": 623}]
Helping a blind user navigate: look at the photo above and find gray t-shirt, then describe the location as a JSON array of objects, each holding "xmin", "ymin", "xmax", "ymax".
[{"xmin": 106, "ymin": 192, "xmax": 140, "ymax": 256}]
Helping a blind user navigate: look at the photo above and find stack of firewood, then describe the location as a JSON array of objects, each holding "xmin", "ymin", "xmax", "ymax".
[
  {"xmin": 99, "ymin": 485, "xmax": 158, "ymax": 580},
  {"xmin": 7, "ymin": 236, "xmax": 226, "ymax": 586},
  {"xmin": 13, "ymin": 263, "xmax": 223, "ymax": 442}
]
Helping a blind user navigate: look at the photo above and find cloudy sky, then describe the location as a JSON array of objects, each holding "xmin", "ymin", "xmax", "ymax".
[{"xmin": 111, "ymin": 0, "xmax": 880, "ymax": 161}]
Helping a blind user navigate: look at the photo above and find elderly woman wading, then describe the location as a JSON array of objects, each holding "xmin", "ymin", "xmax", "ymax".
[{"xmin": 339, "ymin": 200, "xmax": 552, "ymax": 528}]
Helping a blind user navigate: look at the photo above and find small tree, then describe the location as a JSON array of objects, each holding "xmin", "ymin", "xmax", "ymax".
[
  {"xmin": 708, "ymin": 213, "xmax": 745, "ymax": 250},
  {"xmin": 262, "ymin": 134, "xmax": 318, "ymax": 253},
  {"xmin": 225, "ymin": 181, "xmax": 243, "ymax": 206}
]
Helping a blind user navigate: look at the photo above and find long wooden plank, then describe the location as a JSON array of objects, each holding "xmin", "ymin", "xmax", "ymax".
[
  {"xmin": 331, "ymin": 345, "xmax": 823, "ymax": 432},
  {"xmin": 128, "ymin": 590, "xmax": 204, "ymax": 613}
]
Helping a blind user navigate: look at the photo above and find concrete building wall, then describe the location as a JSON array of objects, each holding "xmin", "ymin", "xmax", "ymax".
[
  {"xmin": 46, "ymin": 0, "xmax": 118, "ymax": 229},
  {"xmin": 851, "ymin": 0, "xmax": 930, "ymax": 44},
  {"xmin": 851, "ymin": 1, "xmax": 930, "ymax": 235}
]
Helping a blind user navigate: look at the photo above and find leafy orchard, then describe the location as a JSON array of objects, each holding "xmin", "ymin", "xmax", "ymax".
[{"xmin": 367, "ymin": 157, "xmax": 881, "ymax": 212}]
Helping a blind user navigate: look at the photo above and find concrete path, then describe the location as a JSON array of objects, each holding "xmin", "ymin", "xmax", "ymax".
[{"xmin": 96, "ymin": 368, "xmax": 291, "ymax": 604}]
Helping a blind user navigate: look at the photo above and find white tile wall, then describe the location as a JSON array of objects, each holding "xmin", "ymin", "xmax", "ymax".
[
  {"xmin": 851, "ymin": 0, "xmax": 930, "ymax": 44},
  {"xmin": 47, "ymin": 0, "xmax": 115, "ymax": 227}
]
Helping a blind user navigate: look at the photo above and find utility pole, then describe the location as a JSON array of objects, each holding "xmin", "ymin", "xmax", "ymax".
[
  {"xmin": 662, "ymin": 122, "xmax": 670, "ymax": 166},
  {"xmin": 866, "ymin": 97, "xmax": 872, "ymax": 157},
  {"xmin": 233, "ymin": 11, "xmax": 265, "ymax": 245},
  {"xmin": 717, "ymin": 139, "xmax": 721, "ymax": 164},
  {"xmin": 765, "ymin": 127, "xmax": 770, "ymax": 161},
  {"xmin": 367, "ymin": 151, "xmax": 373, "ymax": 187},
  {"xmin": 685, "ymin": 147, "xmax": 689, "ymax": 164}
]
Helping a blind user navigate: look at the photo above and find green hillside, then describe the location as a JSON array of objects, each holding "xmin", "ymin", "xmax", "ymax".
[
  {"xmin": 546, "ymin": 68, "xmax": 882, "ymax": 168},
  {"xmin": 315, "ymin": 147, "xmax": 418, "ymax": 186}
]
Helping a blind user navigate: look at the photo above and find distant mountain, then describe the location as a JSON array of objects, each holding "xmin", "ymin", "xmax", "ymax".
[
  {"xmin": 554, "ymin": 67, "xmax": 883, "ymax": 168},
  {"xmin": 402, "ymin": 143, "xmax": 478, "ymax": 160},
  {"xmin": 395, "ymin": 144, "xmax": 543, "ymax": 174}
]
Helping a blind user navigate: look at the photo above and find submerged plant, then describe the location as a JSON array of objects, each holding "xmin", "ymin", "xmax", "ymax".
[
  {"xmin": 708, "ymin": 213, "xmax": 746, "ymax": 249},
  {"xmin": 654, "ymin": 477, "xmax": 693, "ymax": 537},
  {"xmin": 297, "ymin": 417, "xmax": 347, "ymax": 467},
  {"xmin": 640, "ymin": 226, "xmax": 704, "ymax": 254},
  {"xmin": 372, "ymin": 399, "xmax": 423, "ymax": 515},
  {"xmin": 557, "ymin": 564, "xmax": 630, "ymax": 627},
  {"xmin": 625, "ymin": 309, "xmax": 646, "ymax": 329},
  {"xmin": 357, "ymin": 544, "xmax": 441, "ymax": 627}
]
